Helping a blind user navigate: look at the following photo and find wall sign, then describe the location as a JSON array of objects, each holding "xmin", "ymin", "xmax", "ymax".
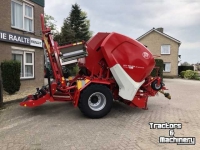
[
  {"xmin": 0, "ymin": 30, "xmax": 42, "ymax": 48},
  {"xmin": 30, "ymin": 38, "xmax": 43, "ymax": 47}
]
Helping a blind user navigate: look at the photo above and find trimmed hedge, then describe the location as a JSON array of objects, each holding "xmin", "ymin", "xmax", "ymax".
[
  {"xmin": 178, "ymin": 66, "xmax": 194, "ymax": 75},
  {"xmin": 1, "ymin": 60, "xmax": 21, "ymax": 94},
  {"xmin": 180, "ymin": 70, "xmax": 199, "ymax": 79},
  {"xmin": 180, "ymin": 71, "xmax": 185, "ymax": 78},
  {"xmin": 150, "ymin": 59, "xmax": 163, "ymax": 80}
]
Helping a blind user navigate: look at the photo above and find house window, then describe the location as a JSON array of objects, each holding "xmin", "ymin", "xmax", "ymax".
[
  {"xmin": 163, "ymin": 62, "xmax": 171, "ymax": 72},
  {"xmin": 161, "ymin": 45, "xmax": 170, "ymax": 54},
  {"xmin": 12, "ymin": 50, "xmax": 34, "ymax": 79},
  {"xmin": 11, "ymin": 0, "xmax": 34, "ymax": 32}
]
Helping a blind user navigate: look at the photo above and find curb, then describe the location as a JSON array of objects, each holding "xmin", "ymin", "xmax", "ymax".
[{"xmin": 2, "ymin": 98, "xmax": 24, "ymax": 106}]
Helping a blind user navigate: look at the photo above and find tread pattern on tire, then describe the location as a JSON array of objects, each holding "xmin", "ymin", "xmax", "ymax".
[{"xmin": 78, "ymin": 84, "xmax": 113, "ymax": 119}]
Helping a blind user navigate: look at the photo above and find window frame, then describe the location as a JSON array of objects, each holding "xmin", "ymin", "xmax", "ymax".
[
  {"xmin": 12, "ymin": 47, "xmax": 35, "ymax": 79},
  {"xmin": 161, "ymin": 44, "xmax": 171, "ymax": 55},
  {"xmin": 163, "ymin": 62, "xmax": 171, "ymax": 73},
  {"xmin": 24, "ymin": 52, "xmax": 34, "ymax": 78},
  {"xmin": 11, "ymin": 0, "xmax": 34, "ymax": 32}
]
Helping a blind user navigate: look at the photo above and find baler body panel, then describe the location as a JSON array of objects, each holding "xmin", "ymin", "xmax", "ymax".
[
  {"xmin": 110, "ymin": 64, "xmax": 145, "ymax": 100},
  {"xmin": 85, "ymin": 33, "xmax": 110, "ymax": 76},
  {"xmin": 101, "ymin": 32, "xmax": 155, "ymax": 82}
]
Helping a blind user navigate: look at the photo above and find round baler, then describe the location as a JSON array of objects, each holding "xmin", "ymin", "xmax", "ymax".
[{"xmin": 20, "ymin": 14, "xmax": 171, "ymax": 119}]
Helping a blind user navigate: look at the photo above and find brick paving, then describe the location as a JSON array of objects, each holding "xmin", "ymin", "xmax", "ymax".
[{"xmin": 0, "ymin": 79, "xmax": 200, "ymax": 150}]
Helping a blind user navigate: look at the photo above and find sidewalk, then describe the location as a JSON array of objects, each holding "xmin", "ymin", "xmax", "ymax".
[
  {"xmin": 2, "ymin": 79, "xmax": 48, "ymax": 103},
  {"xmin": 3, "ymin": 86, "xmax": 37, "ymax": 103},
  {"xmin": 3, "ymin": 78, "xmax": 62, "ymax": 103}
]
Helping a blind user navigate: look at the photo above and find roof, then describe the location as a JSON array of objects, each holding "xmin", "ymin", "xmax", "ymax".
[
  {"xmin": 136, "ymin": 28, "xmax": 181, "ymax": 45},
  {"xmin": 30, "ymin": 0, "xmax": 45, "ymax": 7}
]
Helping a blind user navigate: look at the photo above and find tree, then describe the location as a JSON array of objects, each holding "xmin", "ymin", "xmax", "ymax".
[
  {"xmin": 44, "ymin": 13, "xmax": 57, "ymax": 33},
  {"xmin": 181, "ymin": 62, "xmax": 191, "ymax": 66},
  {"xmin": 81, "ymin": 11, "xmax": 93, "ymax": 38},
  {"xmin": 54, "ymin": 3, "xmax": 92, "ymax": 45},
  {"xmin": 54, "ymin": 17, "xmax": 75, "ymax": 45},
  {"xmin": 53, "ymin": 3, "xmax": 92, "ymax": 75},
  {"xmin": 70, "ymin": 3, "xmax": 91, "ymax": 41}
]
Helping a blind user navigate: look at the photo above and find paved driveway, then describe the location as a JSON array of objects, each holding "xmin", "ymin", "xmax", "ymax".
[{"xmin": 0, "ymin": 79, "xmax": 200, "ymax": 150}]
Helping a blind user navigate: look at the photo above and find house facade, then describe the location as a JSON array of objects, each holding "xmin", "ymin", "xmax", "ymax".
[
  {"xmin": 137, "ymin": 28, "xmax": 181, "ymax": 77},
  {"xmin": 0, "ymin": 0, "xmax": 45, "ymax": 89}
]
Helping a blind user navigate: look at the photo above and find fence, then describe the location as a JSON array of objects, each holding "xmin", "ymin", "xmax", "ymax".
[{"xmin": 178, "ymin": 66, "xmax": 194, "ymax": 75}]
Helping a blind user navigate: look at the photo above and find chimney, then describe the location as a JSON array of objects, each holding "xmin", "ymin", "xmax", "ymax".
[{"xmin": 156, "ymin": 27, "xmax": 164, "ymax": 33}]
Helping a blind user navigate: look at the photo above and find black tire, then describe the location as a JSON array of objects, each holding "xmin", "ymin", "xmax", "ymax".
[
  {"xmin": 151, "ymin": 80, "xmax": 163, "ymax": 91},
  {"xmin": 78, "ymin": 84, "xmax": 113, "ymax": 119}
]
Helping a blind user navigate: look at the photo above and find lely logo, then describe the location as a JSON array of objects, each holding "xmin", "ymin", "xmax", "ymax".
[{"xmin": 142, "ymin": 52, "xmax": 150, "ymax": 59}]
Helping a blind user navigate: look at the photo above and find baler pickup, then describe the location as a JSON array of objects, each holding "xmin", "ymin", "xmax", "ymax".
[
  {"xmin": 20, "ymin": 86, "xmax": 52, "ymax": 108},
  {"xmin": 20, "ymin": 94, "xmax": 49, "ymax": 108}
]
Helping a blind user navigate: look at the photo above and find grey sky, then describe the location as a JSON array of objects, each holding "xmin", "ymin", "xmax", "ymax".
[{"xmin": 44, "ymin": 0, "xmax": 200, "ymax": 64}]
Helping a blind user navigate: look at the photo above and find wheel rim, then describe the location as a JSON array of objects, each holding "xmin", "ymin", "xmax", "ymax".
[
  {"xmin": 88, "ymin": 92, "xmax": 106, "ymax": 111},
  {"xmin": 155, "ymin": 83, "xmax": 161, "ymax": 89}
]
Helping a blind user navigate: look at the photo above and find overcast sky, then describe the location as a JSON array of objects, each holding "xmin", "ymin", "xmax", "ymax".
[{"xmin": 44, "ymin": 0, "xmax": 200, "ymax": 64}]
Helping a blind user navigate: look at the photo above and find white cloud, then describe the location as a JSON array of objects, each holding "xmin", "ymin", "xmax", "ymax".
[
  {"xmin": 44, "ymin": 0, "xmax": 200, "ymax": 63},
  {"xmin": 144, "ymin": 1, "xmax": 200, "ymax": 28},
  {"xmin": 181, "ymin": 42, "xmax": 200, "ymax": 49}
]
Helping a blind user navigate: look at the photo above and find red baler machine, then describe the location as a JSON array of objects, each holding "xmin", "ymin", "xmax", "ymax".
[{"xmin": 20, "ymin": 14, "xmax": 171, "ymax": 118}]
